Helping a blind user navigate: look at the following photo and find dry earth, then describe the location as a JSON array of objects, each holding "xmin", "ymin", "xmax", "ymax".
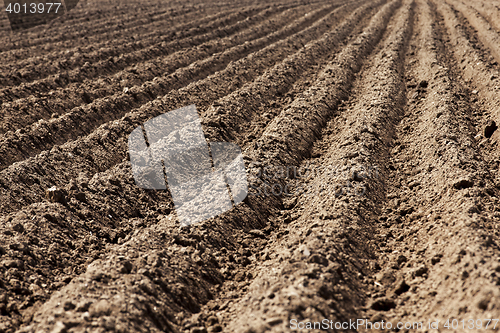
[{"xmin": 1, "ymin": 0, "xmax": 500, "ymax": 331}]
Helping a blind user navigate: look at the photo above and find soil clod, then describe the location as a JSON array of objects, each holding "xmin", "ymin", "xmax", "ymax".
[
  {"xmin": 370, "ymin": 298, "xmax": 397, "ymax": 311},
  {"xmin": 45, "ymin": 186, "xmax": 65, "ymax": 203},
  {"xmin": 418, "ymin": 80, "xmax": 428, "ymax": 88},
  {"xmin": 484, "ymin": 120, "xmax": 498, "ymax": 138},
  {"xmin": 454, "ymin": 178, "xmax": 474, "ymax": 190}
]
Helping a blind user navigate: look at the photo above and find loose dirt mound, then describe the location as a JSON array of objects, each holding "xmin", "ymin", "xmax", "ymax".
[{"xmin": 1, "ymin": 0, "xmax": 500, "ymax": 331}]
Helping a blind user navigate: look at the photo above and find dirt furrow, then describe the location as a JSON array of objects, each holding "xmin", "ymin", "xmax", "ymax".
[
  {"xmin": 249, "ymin": 0, "xmax": 401, "ymax": 167},
  {"xmin": 466, "ymin": 0, "xmax": 500, "ymax": 34},
  {"xmin": 0, "ymin": 0, "xmax": 168, "ymax": 33},
  {"xmin": 0, "ymin": 0, "xmax": 322, "ymax": 60},
  {"xmin": 445, "ymin": 0, "xmax": 500, "ymax": 66},
  {"xmin": 0, "ymin": 1, "xmax": 409, "ymax": 329},
  {"xmin": 0, "ymin": 1, "xmax": 358, "ymax": 216},
  {"xmin": 0, "ymin": 4, "xmax": 312, "ymax": 137},
  {"xmin": 0, "ymin": 5, "xmax": 239, "ymax": 70},
  {"xmin": 349, "ymin": 0, "xmax": 500, "ymax": 326},
  {"xmin": 0, "ymin": 2, "xmax": 200, "ymax": 54},
  {"xmin": 214, "ymin": 1, "xmax": 412, "ymax": 331},
  {"xmin": 201, "ymin": 0, "xmax": 383, "ymax": 148},
  {"xmin": 0, "ymin": 1, "xmax": 231, "ymax": 54},
  {"xmin": 0, "ymin": 0, "xmax": 282, "ymax": 71},
  {"xmin": 0, "ymin": 1, "xmax": 302, "ymax": 87},
  {"xmin": 435, "ymin": 0, "xmax": 500, "ymax": 162},
  {"xmin": 2, "ymin": 6, "xmax": 311, "ymax": 122},
  {"xmin": 0, "ymin": 3, "xmax": 338, "ymax": 174},
  {"xmin": 0, "ymin": 4, "xmax": 183, "ymax": 48},
  {"xmin": 2, "ymin": 0, "xmax": 497, "ymax": 332},
  {"xmin": 0, "ymin": 2, "xmax": 391, "ymax": 331},
  {"xmin": 0, "ymin": 7, "xmax": 246, "ymax": 86},
  {"xmin": 0, "ymin": 1, "xmax": 368, "ymax": 326},
  {"xmin": 0, "ymin": 5, "xmax": 286, "ymax": 103}
]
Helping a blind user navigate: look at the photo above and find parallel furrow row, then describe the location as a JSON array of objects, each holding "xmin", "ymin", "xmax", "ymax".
[
  {"xmin": 1, "ymin": 0, "xmax": 410, "ymax": 331},
  {"xmin": 0, "ymin": 4, "xmax": 281, "ymax": 87},
  {"xmin": 0, "ymin": 3, "xmax": 330, "ymax": 170},
  {"xmin": 0, "ymin": 5, "xmax": 301, "ymax": 132},
  {"xmin": 220, "ymin": 1, "xmax": 412, "ymax": 330},
  {"xmin": 0, "ymin": 2, "xmax": 380, "ymax": 330},
  {"xmin": 201, "ymin": 0, "xmax": 382, "ymax": 147},
  {"xmin": 446, "ymin": 0, "xmax": 500, "ymax": 65},
  {"xmin": 465, "ymin": 0, "xmax": 500, "ymax": 34},
  {"xmin": 362, "ymin": 0, "xmax": 500, "ymax": 324},
  {"xmin": 30, "ymin": 0, "xmax": 410, "ymax": 331},
  {"xmin": 0, "ymin": 3, "xmax": 311, "ymax": 128},
  {"xmin": 0, "ymin": 1, "xmax": 236, "ymax": 53},
  {"xmin": 0, "ymin": 4, "xmax": 285, "ymax": 103},
  {"xmin": 0, "ymin": 1, "xmax": 265, "ymax": 62},
  {"xmin": 0, "ymin": 7, "xmax": 241, "ymax": 85},
  {"xmin": 4, "ymin": 0, "xmax": 499, "ymax": 332},
  {"xmin": 0, "ymin": 2, "xmax": 196, "ymax": 52},
  {"xmin": 0, "ymin": 0, "xmax": 354, "ymax": 214},
  {"xmin": 435, "ymin": 0, "xmax": 500, "ymax": 130}
]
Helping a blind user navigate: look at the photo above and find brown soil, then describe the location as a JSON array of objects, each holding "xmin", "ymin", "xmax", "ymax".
[{"xmin": 1, "ymin": 0, "xmax": 500, "ymax": 332}]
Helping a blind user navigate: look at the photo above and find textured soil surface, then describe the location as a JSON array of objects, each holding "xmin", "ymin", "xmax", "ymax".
[{"xmin": 1, "ymin": 0, "xmax": 500, "ymax": 332}]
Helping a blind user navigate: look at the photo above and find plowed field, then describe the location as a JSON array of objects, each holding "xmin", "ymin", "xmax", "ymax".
[{"xmin": 1, "ymin": 0, "xmax": 500, "ymax": 331}]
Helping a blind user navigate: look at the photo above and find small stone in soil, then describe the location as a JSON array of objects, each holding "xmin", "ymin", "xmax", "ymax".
[
  {"xmin": 266, "ymin": 317, "xmax": 283, "ymax": 326},
  {"xmin": 248, "ymin": 230, "xmax": 266, "ymax": 238},
  {"xmin": 191, "ymin": 327, "xmax": 207, "ymax": 333}
]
